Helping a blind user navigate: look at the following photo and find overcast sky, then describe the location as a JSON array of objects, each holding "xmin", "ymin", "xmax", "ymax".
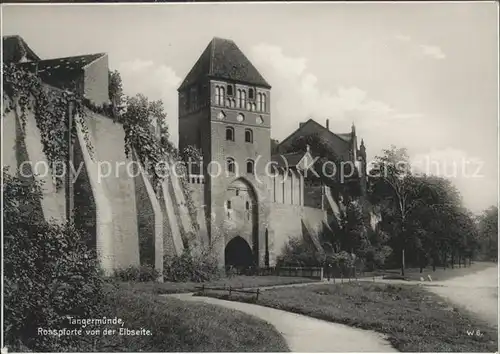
[{"xmin": 2, "ymin": 2, "xmax": 498, "ymax": 213}]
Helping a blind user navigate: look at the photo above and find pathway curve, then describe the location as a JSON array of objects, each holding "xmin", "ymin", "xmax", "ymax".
[
  {"xmin": 358, "ymin": 265, "xmax": 498, "ymax": 328},
  {"xmin": 168, "ymin": 293, "xmax": 397, "ymax": 352},
  {"xmin": 424, "ymin": 265, "xmax": 498, "ymax": 328}
]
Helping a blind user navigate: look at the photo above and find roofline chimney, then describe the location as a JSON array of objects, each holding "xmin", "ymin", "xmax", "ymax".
[{"xmin": 326, "ymin": 119, "xmax": 330, "ymax": 131}]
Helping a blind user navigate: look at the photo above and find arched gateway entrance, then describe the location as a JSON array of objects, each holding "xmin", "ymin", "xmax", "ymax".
[
  {"xmin": 223, "ymin": 178, "xmax": 258, "ymax": 271},
  {"xmin": 225, "ymin": 236, "xmax": 253, "ymax": 269}
]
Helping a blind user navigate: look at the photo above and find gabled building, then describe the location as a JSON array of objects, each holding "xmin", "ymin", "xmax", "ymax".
[{"xmin": 3, "ymin": 35, "xmax": 109, "ymax": 106}]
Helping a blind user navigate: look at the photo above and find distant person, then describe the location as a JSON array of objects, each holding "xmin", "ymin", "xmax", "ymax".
[{"xmin": 326, "ymin": 263, "xmax": 332, "ymax": 281}]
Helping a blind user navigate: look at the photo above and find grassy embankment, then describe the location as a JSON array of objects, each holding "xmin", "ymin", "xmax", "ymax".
[
  {"xmin": 196, "ymin": 281, "xmax": 498, "ymax": 352},
  {"xmin": 82, "ymin": 283, "xmax": 290, "ymax": 352}
]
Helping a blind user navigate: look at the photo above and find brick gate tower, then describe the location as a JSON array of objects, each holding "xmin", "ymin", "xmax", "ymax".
[{"xmin": 178, "ymin": 37, "xmax": 273, "ymax": 269}]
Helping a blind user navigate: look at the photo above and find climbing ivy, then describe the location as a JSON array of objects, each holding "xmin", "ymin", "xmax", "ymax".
[
  {"xmin": 3, "ymin": 64, "xmax": 200, "ymax": 234},
  {"xmin": 2, "ymin": 63, "xmax": 92, "ymax": 189},
  {"xmin": 119, "ymin": 93, "xmax": 200, "ymax": 230}
]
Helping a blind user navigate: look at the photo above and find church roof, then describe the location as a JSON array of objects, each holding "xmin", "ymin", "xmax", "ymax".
[
  {"xmin": 277, "ymin": 119, "xmax": 353, "ymax": 158},
  {"xmin": 178, "ymin": 37, "xmax": 271, "ymax": 90},
  {"xmin": 336, "ymin": 133, "xmax": 353, "ymax": 142},
  {"xmin": 3, "ymin": 35, "xmax": 41, "ymax": 64}
]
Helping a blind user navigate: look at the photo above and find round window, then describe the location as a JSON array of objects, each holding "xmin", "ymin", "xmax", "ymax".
[{"xmin": 237, "ymin": 113, "xmax": 245, "ymax": 122}]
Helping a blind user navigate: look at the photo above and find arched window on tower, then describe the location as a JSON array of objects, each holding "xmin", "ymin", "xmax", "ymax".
[
  {"xmin": 226, "ymin": 157, "xmax": 235, "ymax": 173},
  {"xmin": 225, "ymin": 126, "xmax": 234, "ymax": 141},
  {"xmin": 241, "ymin": 90, "xmax": 246, "ymax": 109},
  {"xmin": 236, "ymin": 89, "xmax": 241, "ymax": 108},
  {"xmin": 245, "ymin": 129, "xmax": 253, "ymax": 143},
  {"xmin": 262, "ymin": 93, "xmax": 267, "ymax": 112},
  {"xmin": 219, "ymin": 87, "xmax": 225, "ymax": 106},
  {"xmin": 215, "ymin": 86, "xmax": 220, "ymax": 106},
  {"xmin": 227, "ymin": 84, "xmax": 233, "ymax": 96},
  {"xmin": 249, "ymin": 88, "xmax": 254, "ymax": 100},
  {"xmin": 246, "ymin": 159, "xmax": 255, "ymax": 174},
  {"xmin": 257, "ymin": 93, "xmax": 263, "ymax": 111},
  {"xmin": 215, "ymin": 86, "xmax": 225, "ymax": 106}
]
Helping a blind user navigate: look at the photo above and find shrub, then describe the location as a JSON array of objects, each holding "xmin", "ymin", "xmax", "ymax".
[
  {"xmin": 277, "ymin": 236, "xmax": 325, "ymax": 267},
  {"xmin": 113, "ymin": 265, "xmax": 160, "ymax": 282},
  {"xmin": 3, "ymin": 169, "xmax": 103, "ymax": 351},
  {"xmin": 164, "ymin": 249, "xmax": 221, "ymax": 282}
]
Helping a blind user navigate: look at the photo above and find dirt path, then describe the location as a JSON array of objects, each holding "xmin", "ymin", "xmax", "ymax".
[
  {"xmin": 424, "ymin": 265, "xmax": 498, "ymax": 328},
  {"xmin": 168, "ymin": 293, "xmax": 397, "ymax": 352}
]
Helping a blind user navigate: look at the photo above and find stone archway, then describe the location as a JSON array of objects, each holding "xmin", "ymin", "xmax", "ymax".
[
  {"xmin": 225, "ymin": 236, "xmax": 253, "ymax": 270},
  {"xmin": 223, "ymin": 178, "xmax": 259, "ymax": 266}
]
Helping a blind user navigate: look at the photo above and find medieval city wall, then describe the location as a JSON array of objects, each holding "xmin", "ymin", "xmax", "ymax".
[
  {"xmin": 269, "ymin": 169, "xmax": 303, "ymax": 205},
  {"xmin": 269, "ymin": 202, "xmax": 328, "ymax": 265},
  {"xmin": 3, "ymin": 96, "xmax": 202, "ymax": 278},
  {"xmin": 82, "ymin": 110, "xmax": 140, "ymax": 271},
  {"xmin": 3, "ymin": 101, "xmax": 66, "ymax": 223}
]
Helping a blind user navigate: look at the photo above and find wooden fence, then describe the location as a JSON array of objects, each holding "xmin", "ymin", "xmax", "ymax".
[
  {"xmin": 227, "ymin": 266, "xmax": 324, "ymax": 280},
  {"xmin": 274, "ymin": 266, "xmax": 324, "ymax": 279}
]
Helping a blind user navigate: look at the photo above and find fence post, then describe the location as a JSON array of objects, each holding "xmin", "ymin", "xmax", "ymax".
[
  {"xmin": 256, "ymin": 289, "xmax": 260, "ymax": 301},
  {"xmin": 229, "ymin": 286, "xmax": 232, "ymax": 297},
  {"xmin": 202, "ymin": 284, "xmax": 205, "ymax": 294}
]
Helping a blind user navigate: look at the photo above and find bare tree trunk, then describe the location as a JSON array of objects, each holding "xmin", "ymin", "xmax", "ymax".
[
  {"xmin": 401, "ymin": 247, "xmax": 405, "ymax": 276},
  {"xmin": 451, "ymin": 251, "xmax": 455, "ymax": 269}
]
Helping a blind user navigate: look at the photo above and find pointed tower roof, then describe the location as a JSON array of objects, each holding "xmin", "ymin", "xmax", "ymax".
[{"xmin": 178, "ymin": 37, "xmax": 271, "ymax": 90}]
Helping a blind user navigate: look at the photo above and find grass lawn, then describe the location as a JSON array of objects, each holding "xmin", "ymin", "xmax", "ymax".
[
  {"xmin": 116, "ymin": 275, "xmax": 317, "ymax": 295},
  {"xmin": 80, "ymin": 283, "xmax": 289, "ymax": 352},
  {"xmin": 196, "ymin": 282, "xmax": 498, "ymax": 352}
]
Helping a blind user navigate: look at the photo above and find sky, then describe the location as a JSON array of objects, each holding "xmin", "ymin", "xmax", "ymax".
[{"xmin": 2, "ymin": 2, "xmax": 498, "ymax": 213}]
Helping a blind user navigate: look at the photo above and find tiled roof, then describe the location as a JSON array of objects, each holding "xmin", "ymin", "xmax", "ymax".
[
  {"xmin": 18, "ymin": 53, "xmax": 104, "ymax": 74},
  {"xmin": 3, "ymin": 35, "xmax": 41, "ymax": 64},
  {"xmin": 278, "ymin": 119, "xmax": 353, "ymax": 157},
  {"xmin": 336, "ymin": 133, "xmax": 352, "ymax": 142},
  {"xmin": 178, "ymin": 37, "xmax": 271, "ymax": 90},
  {"xmin": 17, "ymin": 53, "xmax": 105, "ymax": 88}
]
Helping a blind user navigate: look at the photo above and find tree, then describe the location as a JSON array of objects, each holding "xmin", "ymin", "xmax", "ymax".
[
  {"xmin": 477, "ymin": 206, "xmax": 498, "ymax": 261},
  {"xmin": 108, "ymin": 70, "xmax": 125, "ymax": 118},
  {"xmin": 369, "ymin": 146, "xmax": 421, "ymax": 276}
]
